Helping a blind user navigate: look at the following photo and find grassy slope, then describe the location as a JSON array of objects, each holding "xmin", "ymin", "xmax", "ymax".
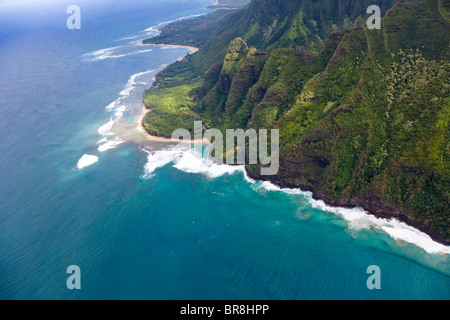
[{"xmin": 143, "ymin": 80, "xmax": 203, "ymax": 137}]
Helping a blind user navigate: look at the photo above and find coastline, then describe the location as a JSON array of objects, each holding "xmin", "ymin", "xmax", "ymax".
[
  {"xmin": 137, "ymin": 104, "xmax": 209, "ymax": 144},
  {"xmin": 134, "ymin": 40, "xmax": 204, "ymax": 143},
  {"xmin": 245, "ymin": 169, "xmax": 450, "ymax": 247},
  {"xmin": 134, "ymin": 37, "xmax": 449, "ymax": 249},
  {"xmin": 137, "ymin": 94, "xmax": 449, "ymax": 247},
  {"xmin": 136, "ymin": 97, "xmax": 449, "ymax": 248},
  {"xmin": 136, "ymin": 103, "xmax": 449, "ymax": 249}
]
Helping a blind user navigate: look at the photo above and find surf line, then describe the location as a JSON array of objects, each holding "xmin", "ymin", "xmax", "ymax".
[{"xmin": 171, "ymin": 121, "xmax": 280, "ymax": 176}]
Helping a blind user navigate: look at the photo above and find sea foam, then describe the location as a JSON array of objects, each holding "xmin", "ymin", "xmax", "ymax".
[
  {"xmin": 83, "ymin": 45, "xmax": 153, "ymax": 61},
  {"xmin": 173, "ymin": 150, "xmax": 243, "ymax": 178},
  {"xmin": 77, "ymin": 154, "xmax": 99, "ymax": 170},
  {"xmin": 142, "ymin": 149, "xmax": 178, "ymax": 179},
  {"xmin": 98, "ymin": 48, "xmax": 153, "ymax": 60},
  {"xmin": 140, "ymin": 143, "xmax": 450, "ymax": 255},
  {"xmin": 120, "ymin": 69, "xmax": 155, "ymax": 96},
  {"xmin": 248, "ymin": 178, "xmax": 450, "ymax": 255},
  {"xmin": 98, "ymin": 137, "xmax": 124, "ymax": 152},
  {"xmin": 97, "ymin": 118, "xmax": 115, "ymax": 136},
  {"xmin": 142, "ymin": 148, "xmax": 244, "ymax": 179}
]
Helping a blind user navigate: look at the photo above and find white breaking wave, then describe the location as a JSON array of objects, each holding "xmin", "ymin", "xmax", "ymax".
[
  {"xmin": 82, "ymin": 46, "xmax": 153, "ymax": 61},
  {"xmin": 105, "ymin": 99, "xmax": 121, "ymax": 111},
  {"xmin": 119, "ymin": 87, "xmax": 134, "ymax": 97},
  {"xmin": 141, "ymin": 147, "xmax": 447, "ymax": 257},
  {"xmin": 96, "ymin": 116, "xmax": 123, "ymax": 152},
  {"xmin": 97, "ymin": 137, "xmax": 107, "ymax": 144},
  {"xmin": 248, "ymin": 178, "xmax": 450, "ymax": 255},
  {"xmin": 96, "ymin": 48, "xmax": 153, "ymax": 60},
  {"xmin": 77, "ymin": 154, "xmax": 99, "ymax": 170},
  {"xmin": 120, "ymin": 69, "xmax": 155, "ymax": 96},
  {"xmin": 141, "ymin": 148, "xmax": 244, "ymax": 179},
  {"xmin": 173, "ymin": 150, "xmax": 244, "ymax": 178},
  {"xmin": 105, "ymin": 98, "xmax": 127, "ymax": 120},
  {"xmin": 89, "ymin": 45, "xmax": 124, "ymax": 57},
  {"xmin": 142, "ymin": 149, "xmax": 178, "ymax": 179},
  {"xmin": 84, "ymin": 13, "xmax": 208, "ymax": 62},
  {"xmin": 95, "ymin": 69, "xmax": 158, "ymax": 155},
  {"xmin": 98, "ymin": 137, "xmax": 124, "ymax": 152},
  {"xmin": 97, "ymin": 118, "xmax": 115, "ymax": 136},
  {"xmin": 117, "ymin": 35, "xmax": 139, "ymax": 41},
  {"xmin": 113, "ymin": 105, "xmax": 126, "ymax": 119},
  {"xmin": 310, "ymin": 199, "xmax": 450, "ymax": 255},
  {"xmin": 98, "ymin": 100, "xmax": 125, "ymax": 151}
]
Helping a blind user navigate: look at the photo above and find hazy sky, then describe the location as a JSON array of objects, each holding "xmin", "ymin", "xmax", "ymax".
[
  {"xmin": 0, "ymin": 0, "xmax": 207, "ymax": 33},
  {"xmin": 0, "ymin": 0, "xmax": 138, "ymax": 29},
  {"xmin": 0, "ymin": 0, "xmax": 107, "ymax": 7}
]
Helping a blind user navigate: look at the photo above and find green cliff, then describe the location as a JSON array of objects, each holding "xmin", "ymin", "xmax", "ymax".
[{"xmin": 143, "ymin": 0, "xmax": 450, "ymax": 243}]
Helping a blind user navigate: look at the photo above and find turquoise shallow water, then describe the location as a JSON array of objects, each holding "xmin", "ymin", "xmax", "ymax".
[{"xmin": 0, "ymin": 0, "xmax": 449, "ymax": 300}]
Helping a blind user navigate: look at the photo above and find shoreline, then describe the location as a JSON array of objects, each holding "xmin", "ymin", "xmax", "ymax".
[
  {"xmin": 245, "ymin": 169, "xmax": 450, "ymax": 247},
  {"xmin": 134, "ymin": 39, "xmax": 205, "ymax": 144},
  {"xmin": 136, "ymin": 102, "xmax": 449, "ymax": 247},
  {"xmin": 136, "ymin": 104, "xmax": 209, "ymax": 144},
  {"xmin": 133, "ymin": 39, "xmax": 448, "ymax": 249},
  {"xmin": 135, "ymin": 101, "xmax": 449, "ymax": 247},
  {"xmin": 135, "ymin": 104, "xmax": 449, "ymax": 248}
]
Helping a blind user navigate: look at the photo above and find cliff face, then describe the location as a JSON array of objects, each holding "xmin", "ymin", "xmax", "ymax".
[
  {"xmin": 145, "ymin": 0, "xmax": 450, "ymax": 243},
  {"xmin": 245, "ymin": 0, "xmax": 450, "ymax": 244},
  {"xmin": 154, "ymin": 0, "xmax": 396, "ymax": 88}
]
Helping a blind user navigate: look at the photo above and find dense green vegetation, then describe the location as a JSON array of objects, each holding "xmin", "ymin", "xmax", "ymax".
[
  {"xmin": 152, "ymin": 0, "xmax": 395, "ymax": 88},
  {"xmin": 142, "ymin": 1, "xmax": 252, "ymax": 49},
  {"xmin": 143, "ymin": 0, "xmax": 450, "ymax": 243},
  {"xmin": 143, "ymin": 80, "xmax": 202, "ymax": 137},
  {"xmin": 142, "ymin": 10, "xmax": 237, "ymax": 48}
]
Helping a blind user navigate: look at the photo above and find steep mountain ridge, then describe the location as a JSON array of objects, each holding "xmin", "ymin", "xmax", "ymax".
[
  {"xmin": 143, "ymin": 0, "xmax": 450, "ymax": 243},
  {"xmin": 153, "ymin": 0, "xmax": 395, "ymax": 88}
]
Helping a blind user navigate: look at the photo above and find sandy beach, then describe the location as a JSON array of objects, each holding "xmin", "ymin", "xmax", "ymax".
[{"xmin": 134, "ymin": 39, "xmax": 205, "ymax": 144}]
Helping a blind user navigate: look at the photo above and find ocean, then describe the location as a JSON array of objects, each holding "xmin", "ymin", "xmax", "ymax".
[{"xmin": 0, "ymin": 0, "xmax": 448, "ymax": 300}]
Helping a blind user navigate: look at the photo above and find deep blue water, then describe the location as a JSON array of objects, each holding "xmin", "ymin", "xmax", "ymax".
[{"xmin": 0, "ymin": 0, "xmax": 449, "ymax": 300}]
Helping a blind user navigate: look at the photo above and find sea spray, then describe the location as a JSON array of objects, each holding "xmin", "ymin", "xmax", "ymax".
[
  {"xmin": 141, "ymin": 146, "xmax": 450, "ymax": 257},
  {"xmin": 76, "ymin": 154, "xmax": 99, "ymax": 170}
]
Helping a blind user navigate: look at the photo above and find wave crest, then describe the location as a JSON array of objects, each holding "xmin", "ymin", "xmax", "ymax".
[
  {"xmin": 76, "ymin": 154, "xmax": 99, "ymax": 170},
  {"xmin": 141, "ymin": 148, "xmax": 244, "ymax": 179}
]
